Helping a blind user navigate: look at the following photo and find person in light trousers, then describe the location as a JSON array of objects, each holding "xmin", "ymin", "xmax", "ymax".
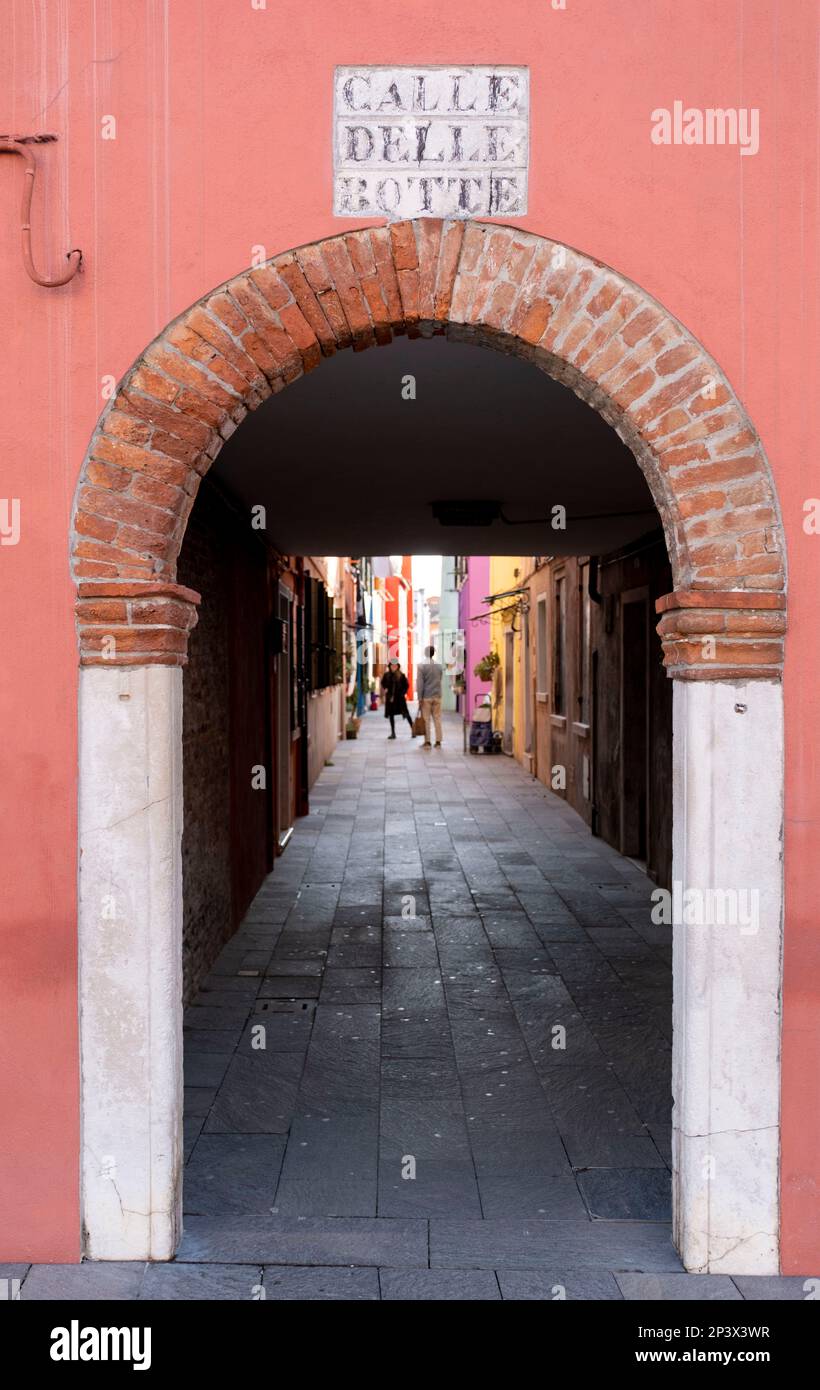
[{"xmin": 416, "ymin": 645, "xmax": 444, "ymax": 748}]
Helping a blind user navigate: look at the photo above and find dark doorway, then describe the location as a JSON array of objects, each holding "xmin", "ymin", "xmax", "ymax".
[{"xmin": 620, "ymin": 593, "xmax": 649, "ymax": 860}]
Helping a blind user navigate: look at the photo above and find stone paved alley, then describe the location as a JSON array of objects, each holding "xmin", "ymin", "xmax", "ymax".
[{"xmin": 6, "ymin": 713, "xmax": 807, "ymax": 1300}]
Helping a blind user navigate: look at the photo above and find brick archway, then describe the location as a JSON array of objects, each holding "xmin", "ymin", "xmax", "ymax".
[
  {"xmin": 72, "ymin": 219, "xmax": 786, "ymax": 679},
  {"xmin": 73, "ymin": 222, "xmax": 788, "ymax": 1275}
]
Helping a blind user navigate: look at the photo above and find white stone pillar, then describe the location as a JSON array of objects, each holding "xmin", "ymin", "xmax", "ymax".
[
  {"xmin": 672, "ymin": 678, "xmax": 783, "ymax": 1274},
  {"xmin": 78, "ymin": 664, "xmax": 184, "ymax": 1260}
]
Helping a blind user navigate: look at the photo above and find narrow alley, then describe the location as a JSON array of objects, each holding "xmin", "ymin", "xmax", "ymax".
[{"xmin": 179, "ymin": 708, "xmax": 677, "ymax": 1295}]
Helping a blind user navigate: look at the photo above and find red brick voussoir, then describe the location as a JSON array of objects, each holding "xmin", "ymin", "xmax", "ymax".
[{"xmin": 71, "ymin": 219, "xmax": 786, "ymax": 675}]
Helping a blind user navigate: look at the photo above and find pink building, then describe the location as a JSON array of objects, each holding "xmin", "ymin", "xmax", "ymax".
[
  {"xmin": 458, "ymin": 556, "xmax": 493, "ymax": 718},
  {"xmin": 0, "ymin": 1, "xmax": 818, "ymax": 1277}
]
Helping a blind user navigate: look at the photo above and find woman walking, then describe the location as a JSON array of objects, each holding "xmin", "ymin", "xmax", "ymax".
[{"xmin": 381, "ymin": 659, "xmax": 414, "ymax": 739}]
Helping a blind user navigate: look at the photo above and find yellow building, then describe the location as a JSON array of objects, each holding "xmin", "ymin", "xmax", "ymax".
[{"xmin": 488, "ymin": 556, "xmax": 533, "ymax": 766}]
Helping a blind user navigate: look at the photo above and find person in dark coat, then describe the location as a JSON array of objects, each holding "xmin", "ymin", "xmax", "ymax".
[{"xmin": 381, "ymin": 659, "xmax": 414, "ymax": 739}]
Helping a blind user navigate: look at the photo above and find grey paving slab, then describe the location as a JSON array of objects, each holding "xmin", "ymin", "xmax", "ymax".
[
  {"xmin": 615, "ymin": 1273, "xmax": 742, "ymax": 1300},
  {"xmin": 140, "ymin": 1263, "xmax": 262, "ymax": 1300},
  {"xmin": 542, "ymin": 1066, "xmax": 667, "ymax": 1169},
  {"xmin": 384, "ymin": 931, "xmax": 440, "ymax": 968},
  {"xmin": 242, "ymin": 907, "xmax": 289, "ymax": 924},
  {"xmin": 381, "ymin": 1017, "xmax": 456, "ymax": 1059},
  {"xmin": 274, "ymin": 1115, "xmax": 379, "ymax": 1216},
  {"xmin": 183, "ymin": 1033, "xmax": 240, "ymax": 1064},
  {"xmin": 469, "ymin": 1123, "xmax": 571, "ymax": 1179},
  {"xmin": 205, "ymin": 1050, "xmax": 306, "ymax": 1134},
  {"xmin": 449, "ymin": 1018, "xmax": 532, "ymax": 1062},
  {"xmin": 378, "ymin": 1152, "xmax": 482, "ymax": 1217},
  {"xmin": 184, "ymin": 1114, "xmax": 205, "ymax": 1161},
  {"xmin": 262, "ymin": 1266, "xmax": 380, "ymax": 1299},
  {"xmin": 311, "ymin": 1003, "xmax": 381, "ymax": 1041},
  {"xmin": 208, "ymin": 952, "xmax": 253, "ymax": 977},
  {"xmin": 320, "ymin": 967, "xmax": 382, "ymax": 1005},
  {"xmin": 202, "ymin": 975, "xmax": 264, "ymax": 994},
  {"xmin": 333, "ymin": 907, "xmax": 382, "ymax": 929},
  {"xmin": 647, "ymin": 1124, "xmax": 673, "ymax": 1166},
  {"xmin": 499, "ymin": 1269, "xmax": 623, "ymax": 1300},
  {"xmin": 177, "ymin": 1216, "xmax": 428, "ymax": 1266},
  {"xmin": 577, "ymin": 1168, "xmax": 672, "ymax": 1221},
  {"xmin": 21, "ymin": 1262, "xmax": 146, "ymax": 1300},
  {"xmin": 184, "ymin": 1085, "xmax": 217, "ymax": 1119},
  {"xmin": 294, "ymin": 1036, "xmax": 380, "ymax": 1119},
  {"xmin": 265, "ymin": 957, "xmax": 325, "ymax": 976},
  {"xmin": 532, "ymin": 922, "xmax": 588, "ymax": 943},
  {"xmin": 327, "ymin": 943, "xmax": 382, "ymax": 967},
  {"xmin": 732, "ymin": 1275, "xmax": 819, "ymax": 1300},
  {"xmin": 431, "ymin": 917, "xmax": 486, "ymax": 943},
  {"xmin": 229, "ymin": 1011, "xmax": 313, "ymax": 1054},
  {"xmin": 184, "ymin": 1134, "xmax": 286, "ymax": 1215},
  {"xmin": 382, "ymin": 968, "xmax": 447, "ymax": 1016},
  {"xmin": 380, "ymin": 1269, "xmax": 501, "ymax": 1300},
  {"xmin": 477, "ymin": 1172, "xmax": 588, "ymax": 1219},
  {"xmin": 383, "ymin": 914, "xmax": 432, "ymax": 931},
  {"xmin": 482, "ymin": 918, "xmax": 544, "ymax": 950},
  {"xmin": 438, "ymin": 940, "xmax": 495, "ymax": 968},
  {"xmin": 183, "ymin": 1004, "xmax": 252, "ymax": 1031},
  {"xmin": 237, "ymin": 950, "xmax": 274, "ymax": 972},
  {"xmin": 259, "ymin": 975, "xmax": 321, "ymax": 999},
  {"xmin": 274, "ymin": 936, "xmax": 331, "ymax": 956},
  {"xmin": 460, "ymin": 1070, "xmax": 561, "ymax": 1130},
  {"xmin": 196, "ymin": 987, "xmax": 261, "ymax": 1007},
  {"xmin": 430, "ymin": 1218, "xmax": 682, "ymax": 1271}
]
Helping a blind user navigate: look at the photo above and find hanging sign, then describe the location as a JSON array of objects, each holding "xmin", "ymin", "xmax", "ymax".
[{"xmin": 333, "ymin": 66, "xmax": 529, "ymax": 220}]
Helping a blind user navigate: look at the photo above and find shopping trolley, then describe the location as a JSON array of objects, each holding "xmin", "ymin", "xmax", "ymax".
[{"xmin": 468, "ymin": 693, "xmax": 494, "ymax": 753}]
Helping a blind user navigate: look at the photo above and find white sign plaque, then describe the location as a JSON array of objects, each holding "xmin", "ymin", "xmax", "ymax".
[{"xmin": 333, "ymin": 66, "xmax": 529, "ymax": 220}]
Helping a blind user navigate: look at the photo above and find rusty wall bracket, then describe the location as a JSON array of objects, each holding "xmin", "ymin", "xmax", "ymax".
[{"xmin": 0, "ymin": 133, "xmax": 82, "ymax": 287}]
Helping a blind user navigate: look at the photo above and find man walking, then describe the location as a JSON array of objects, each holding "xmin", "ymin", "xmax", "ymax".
[{"xmin": 416, "ymin": 645, "xmax": 444, "ymax": 749}]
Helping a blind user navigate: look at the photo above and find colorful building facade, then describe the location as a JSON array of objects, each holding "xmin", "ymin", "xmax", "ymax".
[{"xmin": 0, "ymin": 1, "xmax": 817, "ymax": 1276}]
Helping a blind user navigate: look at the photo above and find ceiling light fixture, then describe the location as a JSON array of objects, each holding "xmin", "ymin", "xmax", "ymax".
[{"xmin": 431, "ymin": 500, "xmax": 502, "ymax": 527}]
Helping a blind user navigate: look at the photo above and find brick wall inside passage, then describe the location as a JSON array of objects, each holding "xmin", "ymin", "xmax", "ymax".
[
  {"xmin": 177, "ymin": 483, "xmax": 272, "ymax": 1002},
  {"xmin": 177, "ymin": 489, "xmax": 232, "ymax": 1002},
  {"xmin": 227, "ymin": 535, "xmax": 271, "ymax": 926}
]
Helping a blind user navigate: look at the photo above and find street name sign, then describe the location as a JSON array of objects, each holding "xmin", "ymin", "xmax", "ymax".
[{"xmin": 333, "ymin": 65, "xmax": 529, "ymax": 219}]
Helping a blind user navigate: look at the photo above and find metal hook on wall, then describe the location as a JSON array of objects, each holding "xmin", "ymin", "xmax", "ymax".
[{"xmin": 0, "ymin": 133, "xmax": 82, "ymax": 287}]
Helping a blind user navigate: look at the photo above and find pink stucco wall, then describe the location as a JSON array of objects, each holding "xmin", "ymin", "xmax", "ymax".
[
  {"xmin": 458, "ymin": 556, "xmax": 493, "ymax": 717},
  {"xmin": 1, "ymin": 0, "xmax": 817, "ymax": 1265}
]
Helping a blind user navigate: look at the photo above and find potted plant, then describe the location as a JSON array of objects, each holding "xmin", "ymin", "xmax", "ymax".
[
  {"xmin": 345, "ymin": 691, "xmax": 361, "ymax": 739},
  {"xmin": 473, "ymin": 650, "xmax": 500, "ymax": 683}
]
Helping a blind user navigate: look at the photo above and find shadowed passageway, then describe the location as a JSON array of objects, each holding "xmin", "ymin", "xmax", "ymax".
[{"xmin": 178, "ymin": 710, "xmax": 680, "ymax": 1296}]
